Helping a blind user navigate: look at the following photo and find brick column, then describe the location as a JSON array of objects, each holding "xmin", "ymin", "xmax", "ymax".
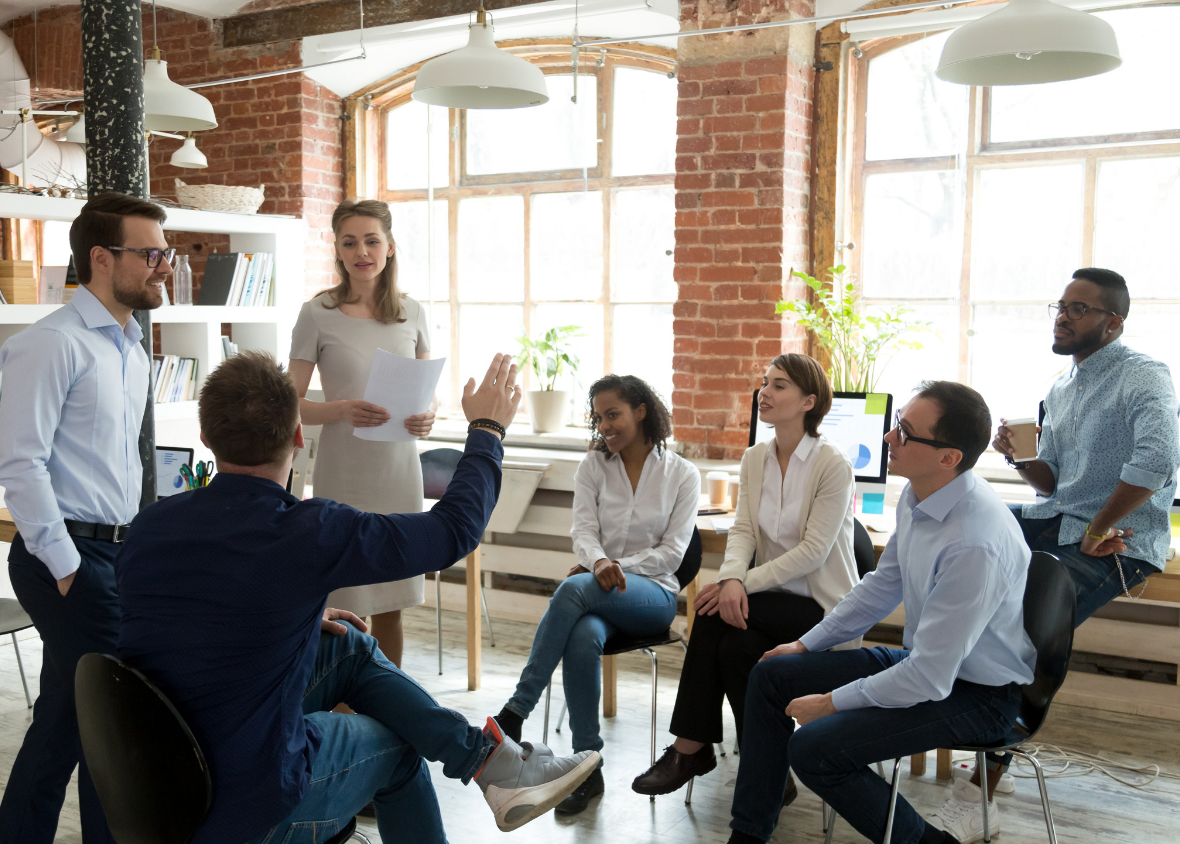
[{"xmin": 672, "ymin": 0, "xmax": 816, "ymax": 460}]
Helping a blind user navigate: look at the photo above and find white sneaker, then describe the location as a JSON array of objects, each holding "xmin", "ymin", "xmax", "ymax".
[
  {"xmin": 929, "ymin": 779, "xmax": 1000, "ymax": 844},
  {"xmin": 952, "ymin": 762, "xmax": 1015, "ymax": 795}
]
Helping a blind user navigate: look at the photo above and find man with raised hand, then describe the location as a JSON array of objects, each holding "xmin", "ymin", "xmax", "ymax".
[
  {"xmin": 115, "ymin": 351, "xmax": 599, "ymax": 844},
  {"xmin": 0, "ymin": 193, "xmax": 171, "ymax": 844}
]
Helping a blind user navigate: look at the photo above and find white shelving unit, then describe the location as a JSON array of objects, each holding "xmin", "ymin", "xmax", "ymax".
[{"xmin": 0, "ymin": 193, "xmax": 307, "ymax": 462}]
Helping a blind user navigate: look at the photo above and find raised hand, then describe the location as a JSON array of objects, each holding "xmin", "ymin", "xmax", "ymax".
[{"xmin": 461, "ymin": 354, "xmax": 522, "ymax": 431}]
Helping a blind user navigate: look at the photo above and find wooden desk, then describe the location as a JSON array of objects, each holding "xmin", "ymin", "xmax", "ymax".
[{"xmin": 0, "ymin": 510, "xmax": 15, "ymax": 544}]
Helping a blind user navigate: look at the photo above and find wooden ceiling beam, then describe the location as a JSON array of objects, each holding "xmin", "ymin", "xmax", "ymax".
[{"xmin": 221, "ymin": 0, "xmax": 554, "ymax": 49}]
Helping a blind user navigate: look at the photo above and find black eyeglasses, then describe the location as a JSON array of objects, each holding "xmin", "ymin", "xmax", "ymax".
[
  {"xmin": 1048, "ymin": 301, "xmax": 1116, "ymax": 321},
  {"xmin": 105, "ymin": 246, "xmax": 176, "ymax": 269},
  {"xmin": 894, "ymin": 411, "xmax": 958, "ymax": 450}
]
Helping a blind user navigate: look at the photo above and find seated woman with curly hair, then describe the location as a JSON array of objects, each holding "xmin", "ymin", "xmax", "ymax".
[{"xmin": 495, "ymin": 375, "xmax": 701, "ymax": 816}]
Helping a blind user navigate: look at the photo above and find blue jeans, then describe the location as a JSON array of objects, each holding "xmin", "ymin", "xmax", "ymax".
[
  {"xmin": 0, "ymin": 535, "xmax": 119, "ymax": 844},
  {"xmin": 248, "ymin": 622, "xmax": 494, "ymax": 844},
  {"xmin": 1009, "ymin": 505, "xmax": 1156, "ymax": 624},
  {"xmin": 505, "ymin": 573, "xmax": 677, "ymax": 753},
  {"xmin": 730, "ymin": 647, "xmax": 1021, "ymax": 844}
]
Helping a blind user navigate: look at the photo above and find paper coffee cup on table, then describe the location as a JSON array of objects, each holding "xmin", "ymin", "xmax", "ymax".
[
  {"xmin": 706, "ymin": 471, "xmax": 730, "ymax": 508},
  {"xmin": 729, "ymin": 475, "xmax": 740, "ymax": 510},
  {"xmin": 1005, "ymin": 417, "xmax": 1038, "ymax": 463}
]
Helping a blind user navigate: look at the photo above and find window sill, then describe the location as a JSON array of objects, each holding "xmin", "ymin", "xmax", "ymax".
[{"xmin": 427, "ymin": 416, "xmax": 594, "ymax": 451}]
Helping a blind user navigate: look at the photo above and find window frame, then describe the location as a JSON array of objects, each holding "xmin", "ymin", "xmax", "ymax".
[
  {"xmin": 845, "ymin": 28, "xmax": 1180, "ymax": 388},
  {"xmin": 363, "ymin": 42, "xmax": 678, "ymax": 410}
]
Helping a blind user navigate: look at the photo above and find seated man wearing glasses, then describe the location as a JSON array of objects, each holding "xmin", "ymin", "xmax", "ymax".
[
  {"xmin": 959, "ymin": 269, "xmax": 1180, "ymax": 826},
  {"xmin": 725, "ymin": 382, "xmax": 1036, "ymax": 844},
  {"xmin": 115, "ymin": 352, "xmax": 599, "ymax": 844}
]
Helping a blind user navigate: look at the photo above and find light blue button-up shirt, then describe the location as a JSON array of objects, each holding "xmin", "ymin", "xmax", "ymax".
[
  {"xmin": 1023, "ymin": 341, "xmax": 1179, "ymax": 569},
  {"xmin": 800, "ymin": 471, "xmax": 1036, "ymax": 711},
  {"xmin": 0, "ymin": 285, "xmax": 150, "ymax": 579}
]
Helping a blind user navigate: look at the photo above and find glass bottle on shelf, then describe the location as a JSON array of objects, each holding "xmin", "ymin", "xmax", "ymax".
[{"xmin": 173, "ymin": 254, "xmax": 193, "ymax": 305}]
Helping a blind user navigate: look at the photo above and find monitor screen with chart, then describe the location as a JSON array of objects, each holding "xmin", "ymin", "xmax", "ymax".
[
  {"xmin": 155, "ymin": 446, "xmax": 194, "ymax": 498},
  {"xmin": 749, "ymin": 390, "xmax": 893, "ymax": 513}
]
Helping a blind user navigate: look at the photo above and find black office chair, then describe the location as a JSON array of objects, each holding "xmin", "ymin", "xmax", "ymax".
[
  {"xmin": 540, "ymin": 527, "xmax": 703, "ymax": 801},
  {"xmin": 0, "ymin": 598, "xmax": 34, "ymax": 708},
  {"xmin": 820, "ymin": 552, "xmax": 1074, "ymax": 844},
  {"xmin": 420, "ymin": 448, "xmax": 495, "ymax": 676},
  {"xmin": 853, "ymin": 517, "xmax": 877, "ymax": 579},
  {"xmin": 76, "ymin": 653, "xmax": 371, "ymax": 844}
]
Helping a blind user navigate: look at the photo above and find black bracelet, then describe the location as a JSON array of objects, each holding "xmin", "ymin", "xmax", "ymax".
[{"xmin": 468, "ymin": 418, "xmax": 507, "ymax": 441}]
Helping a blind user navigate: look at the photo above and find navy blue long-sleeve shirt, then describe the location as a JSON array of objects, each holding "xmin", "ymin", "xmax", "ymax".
[{"xmin": 116, "ymin": 433, "xmax": 502, "ymax": 844}]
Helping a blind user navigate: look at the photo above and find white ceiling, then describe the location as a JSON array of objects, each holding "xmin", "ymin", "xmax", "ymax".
[{"xmin": 4, "ymin": 0, "xmax": 257, "ymax": 24}]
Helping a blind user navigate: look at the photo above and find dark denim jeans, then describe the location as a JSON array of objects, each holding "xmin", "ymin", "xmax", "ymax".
[
  {"xmin": 247, "ymin": 622, "xmax": 494, "ymax": 844},
  {"xmin": 0, "ymin": 534, "xmax": 119, "ymax": 844},
  {"xmin": 730, "ymin": 647, "xmax": 1021, "ymax": 844},
  {"xmin": 1009, "ymin": 505, "xmax": 1156, "ymax": 624},
  {"xmin": 505, "ymin": 572, "xmax": 676, "ymax": 753}
]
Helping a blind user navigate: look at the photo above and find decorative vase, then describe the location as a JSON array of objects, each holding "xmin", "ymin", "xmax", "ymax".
[{"xmin": 527, "ymin": 389, "xmax": 570, "ymax": 434}]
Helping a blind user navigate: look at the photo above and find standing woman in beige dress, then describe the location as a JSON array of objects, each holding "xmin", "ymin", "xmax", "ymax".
[{"xmin": 288, "ymin": 199, "xmax": 436, "ymax": 667}]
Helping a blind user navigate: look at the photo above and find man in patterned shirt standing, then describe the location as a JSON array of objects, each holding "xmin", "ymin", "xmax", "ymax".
[{"xmin": 942, "ymin": 267, "xmax": 1180, "ymax": 838}]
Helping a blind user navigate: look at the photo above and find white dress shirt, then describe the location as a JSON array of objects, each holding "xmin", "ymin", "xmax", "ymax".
[
  {"xmin": 801, "ymin": 471, "xmax": 1037, "ymax": 711},
  {"xmin": 0, "ymin": 285, "xmax": 150, "ymax": 579},
  {"xmin": 759, "ymin": 435, "xmax": 820, "ymax": 597},
  {"xmin": 570, "ymin": 447, "xmax": 702, "ymax": 593}
]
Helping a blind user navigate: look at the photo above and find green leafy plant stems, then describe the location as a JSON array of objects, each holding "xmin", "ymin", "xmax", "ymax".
[
  {"xmin": 516, "ymin": 324, "xmax": 584, "ymax": 392},
  {"xmin": 775, "ymin": 266, "xmax": 935, "ymax": 393}
]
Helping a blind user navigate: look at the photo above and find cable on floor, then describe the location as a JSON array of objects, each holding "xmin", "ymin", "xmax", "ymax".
[{"xmin": 1004, "ymin": 742, "xmax": 1180, "ymax": 792}]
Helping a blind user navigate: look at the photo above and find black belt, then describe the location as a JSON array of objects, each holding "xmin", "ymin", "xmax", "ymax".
[{"xmin": 64, "ymin": 519, "xmax": 131, "ymax": 544}]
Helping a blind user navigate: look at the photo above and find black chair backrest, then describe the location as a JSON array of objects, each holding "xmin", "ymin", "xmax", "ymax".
[
  {"xmin": 675, "ymin": 527, "xmax": 703, "ymax": 591},
  {"xmin": 420, "ymin": 447, "xmax": 464, "ymax": 500},
  {"xmin": 1015, "ymin": 552, "xmax": 1076, "ymax": 739},
  {"xmin": 76, "ymin": 653, "xmax": 212, "ymax": 844},
  {"xmin": 852, "ymin": 518, "xmax": 876, "ymax": 579}
]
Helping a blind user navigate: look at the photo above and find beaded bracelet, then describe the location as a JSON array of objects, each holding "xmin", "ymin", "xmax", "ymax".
[{"xmin": 468, "ymin": 418, "xmax": 507, "ymax": 441}]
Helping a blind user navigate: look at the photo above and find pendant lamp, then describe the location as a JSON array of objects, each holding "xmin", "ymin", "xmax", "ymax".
[
  {"xmin": 144, "ymin": 47, "xmax": 218, "ymax": 131},
  {"xmin": 412, "ymin": 5, "xmax": 548, "ymax": 109},
  {"xmin": 170, "ymin": 134, "xmax": 208, "ymax": 169},
  {"xmin": 937, "ymin": 0, "xmax": 1121, "ymax": 86}
]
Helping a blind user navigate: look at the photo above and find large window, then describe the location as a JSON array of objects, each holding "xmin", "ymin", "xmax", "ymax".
[
  {"xmin": 378, "ymin": 55, "xmax": 678, "ymax": 416},
  {"xmin": 850, "ymin": 8, "xmax": 1180, "ymax": 421}
]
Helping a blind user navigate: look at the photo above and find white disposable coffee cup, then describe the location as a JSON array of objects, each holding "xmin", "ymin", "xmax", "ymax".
[
  {"xmin": 729, "ymin": 475, "xmax": 740, "ymax": 510},
  {"xmin": 706, "ymin": 471, "xmax": 730, "ymax": 508},
  {"xmin": 1005, "ymin": 417, "xmax": 1038, "ymax": 462}
]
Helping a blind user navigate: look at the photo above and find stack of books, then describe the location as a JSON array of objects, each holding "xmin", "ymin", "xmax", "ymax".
[
  {"xmin": 220, "ymin": 336, "xmax": 239, "ymax": 362},
  {"xmin": 0, "ymin": 260, "xmax": 37, "ymax": 304},
  {"xmin": 153, "ymin": 355, "xmax": 199, "ymax": 403},
  {"xmin": 197, "ymin": 252, "xmax": 276, "ymax": 307}
]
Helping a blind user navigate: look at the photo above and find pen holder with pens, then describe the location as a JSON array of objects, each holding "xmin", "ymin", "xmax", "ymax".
[{"xmin": 180, "ymin": 460, "xmax": 214, "ymax": 491}]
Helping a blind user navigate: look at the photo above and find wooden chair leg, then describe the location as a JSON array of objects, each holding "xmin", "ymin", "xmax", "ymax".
[
  {"xmin": 910, "ymin": 752, "xmax": 926, "ymax": 776},
  {"xmin": 602, "ymin": 654, "xmax": 617, "ymax": 717},
  {"xmin": 466, "ymin": 547, "xmax": 481, "ymax": 691},
  {"xmin": 685, "ymin": 574, "xmax": 700, "ymax": 639},
  {"xmin": 937, "ymin": 748, "xmax": 953, "ymax": 780}
]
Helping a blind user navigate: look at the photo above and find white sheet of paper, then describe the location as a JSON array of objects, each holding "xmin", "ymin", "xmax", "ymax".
[
  {"xmin": 710, "ymin": 517, "xmax": 736, "ymax": 534},
  {"xmin": 353, "ymin": 350, "xmax": 447, "ymax": 443}
]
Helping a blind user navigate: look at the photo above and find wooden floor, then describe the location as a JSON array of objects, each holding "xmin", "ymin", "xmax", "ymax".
[{"xmin": 2, "ymin": 607, "xmax": 1179, "ymax": 843}]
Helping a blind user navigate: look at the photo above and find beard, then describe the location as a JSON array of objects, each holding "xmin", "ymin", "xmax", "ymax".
[
  {"xmin": 1051, "ymin": 322, "xmax": 1105, "ymax": 356},
  {"xmin": 113, "ymin": 274, "xmax": 164, "ymax": 311}
]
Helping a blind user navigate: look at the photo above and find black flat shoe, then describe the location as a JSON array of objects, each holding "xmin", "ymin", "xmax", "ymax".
[
  {"xmin": 493, "ymin": 707, "xmax": 523, "ymax": 744},
  {"xmin": 632, "ymin": 744, "xmax": 717, "ymax": 795},
  {"xmin": 783, "ymin": 774, "xmax": 798, "ymax": 807},
  {"xmin": 555, "ymin": 764, "xmax": 604, "ymax": 814}
]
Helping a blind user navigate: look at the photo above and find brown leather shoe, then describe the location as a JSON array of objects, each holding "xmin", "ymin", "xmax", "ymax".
[{"xmin": 632, "ymin": 744, "xmax": 717, "ymax": 795}]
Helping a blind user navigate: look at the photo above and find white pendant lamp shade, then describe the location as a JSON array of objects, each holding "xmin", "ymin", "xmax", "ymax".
[
  {"xmin": 937, "ymin": 0, "xmax": 1121, "ymax": 86},
  {"xmin": 143, "ymin": 57, "xmax": 218, "ymax": 131},
  {"xmin": 65, "ymin": 114, "xmax": 86, "ymax": 144},
  {"xmin": 412, "ymin": 14, "xmax": 548, "ymax": 109},
  {"xmin": 170, "ymin": 135, "xmax": 208, "ymax": 169}
]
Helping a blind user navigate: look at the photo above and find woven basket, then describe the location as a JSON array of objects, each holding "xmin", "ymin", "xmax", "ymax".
[{"xmin": 175, "ymin": 179, "xmax": 265, "ymax": 214}]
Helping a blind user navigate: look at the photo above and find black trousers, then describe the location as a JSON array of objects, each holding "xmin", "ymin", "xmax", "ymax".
[
  {"xmin": 0, "ymin": 534, "xmax": 119, "ymax": 844},
  {"xmin": 669, "ymin": 590, "xmax": 824, "ymax": 745}
]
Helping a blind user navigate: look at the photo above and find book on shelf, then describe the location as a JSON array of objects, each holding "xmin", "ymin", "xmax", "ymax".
[
  {"xmin": 39, "ymin": 266, "xmax": 68, "ymax": 305},
  {"xmin": 198, "ymin": 252, "xmax": 275, "ymax": 307},
  {"xmin": 152, "ymin": 354, "xmax": 199, "ymax": 403},
  {"xmin": 220, "ymin": 336, "xmax": 240, "ymax": 362}
]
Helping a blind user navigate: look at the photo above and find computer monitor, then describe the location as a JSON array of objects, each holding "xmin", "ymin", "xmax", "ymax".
[
  {"xmin": 749, "ymin": 390, "xmax": 893, "ymax": 514},
  {"xmin": 155, "ymin": 446, "xmax": 195, "ymax": 498}
]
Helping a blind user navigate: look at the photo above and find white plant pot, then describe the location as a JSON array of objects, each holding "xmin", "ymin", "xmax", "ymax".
[{"xmin": 528, "ymin": 389, "xmax": 570, "ymax": 434}]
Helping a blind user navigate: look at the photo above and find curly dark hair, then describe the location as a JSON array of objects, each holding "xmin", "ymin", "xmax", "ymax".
[{"xmin": 586, "ymin": 375, "xmax": 673, "ymax": 457}]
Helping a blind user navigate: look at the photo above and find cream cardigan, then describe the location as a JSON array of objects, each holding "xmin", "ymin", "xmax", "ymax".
[{"xmin": 717, "ymin": 438, "xmax": 861, "ymax": 626}]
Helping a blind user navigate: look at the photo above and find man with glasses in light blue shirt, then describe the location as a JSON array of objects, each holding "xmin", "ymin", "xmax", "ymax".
[
  {"xmin": 724, "ymin": 381, "xmax": 1036, "ymax": 844},
  {"xmin": 0, "ymin": 194, "xmax": 173, "ymax": 844}
]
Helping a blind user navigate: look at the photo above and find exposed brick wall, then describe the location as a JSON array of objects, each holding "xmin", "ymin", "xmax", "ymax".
[
  {"xmin": 672, "ymin": 0, "xmax": 815, "ymax": 460},
  {"xmin": 5, "ymin": 5, "xmax": 343, "ymax": 301}
]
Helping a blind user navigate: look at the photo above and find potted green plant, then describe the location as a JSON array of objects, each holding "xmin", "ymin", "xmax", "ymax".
[
  {"xmin": 516, "ymin": 324, "xmax": 583, "ymax": 433},
  {"xmin": 776, "ymin": 266, "xmax": 934, "ymax": 391}
]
